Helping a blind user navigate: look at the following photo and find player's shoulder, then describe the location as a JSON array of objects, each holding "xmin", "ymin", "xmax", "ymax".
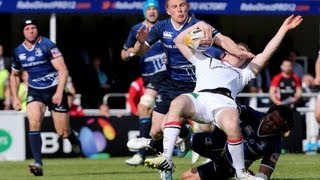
[
  {"xmin": 13, "ymin": 43, "xmax": 23, "ymax": 53},
  {"xmin": 153, "ymin": 19, "xmax": 170, "ymax": 30},
  {"xmin": 131, "ymin": 22, "xmax": 144, "ymax": 31},
  {"xmin": 39, "ymin": 36, "xmax": 54, "ymax": 44}
]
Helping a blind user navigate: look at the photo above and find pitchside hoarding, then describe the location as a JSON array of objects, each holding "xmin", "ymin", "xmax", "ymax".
[
  {"xmin": 0, "ymin": 112, "xmax": 25, "ymax": 161},
  {"xmin": 25, "ymin": 116, "xmax": 140, "ymax": 158},
  {"xmin": 0, "ymin": 0, "xmax": 318, "ymax": 15}
]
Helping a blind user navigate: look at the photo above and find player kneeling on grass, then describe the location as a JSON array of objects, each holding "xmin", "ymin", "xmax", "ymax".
[{"xmin": 182, "ymin": 105, "xmax": 294, "ymax": 180}]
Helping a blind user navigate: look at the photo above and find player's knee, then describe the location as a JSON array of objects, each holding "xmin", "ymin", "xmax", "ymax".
[
  {"xmin": 181, "ymin": 168, "xmax": 200, "ymax": 180},
  {"xmin": 28, "ymin": 120, "xmax": 41, "ymax": 130},
  {"xmin": 170, "ymin": 96, "xmax": 185, "ymax": 108},
  {"xmin": 56, "ymin": 129, "xmax": 69, "ymax": 138},
  {"xmin": 137, "ymin": 103, "xmax": 151, "ymax": 117},
  {"xmin": 150, "ymin": 129, "xmax": 163, "ymax": 140},
  {"xmin": 139, "ymin": 94, "xmax": 155, "ymax": 109}
]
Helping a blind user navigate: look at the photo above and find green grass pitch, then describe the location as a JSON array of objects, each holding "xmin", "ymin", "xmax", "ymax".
[{"xmin": 0, "ymin": 154, "xmax": 319, "ymax": 180}]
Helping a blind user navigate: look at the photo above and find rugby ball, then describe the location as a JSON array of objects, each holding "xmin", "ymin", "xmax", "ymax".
[{"xmin": 184, "ymin": 28, "xmax": 213, "ymax": 52}]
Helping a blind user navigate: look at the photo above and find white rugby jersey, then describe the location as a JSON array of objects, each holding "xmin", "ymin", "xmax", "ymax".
[{"xmin": 189, "ymin": 52, "xmax": 255, "ymax": 99}]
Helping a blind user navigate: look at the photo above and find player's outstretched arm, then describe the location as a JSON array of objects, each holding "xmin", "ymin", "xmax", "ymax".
[{"xmin": 250, "ymin": 15, "xmax": 303, "ymax": 75}]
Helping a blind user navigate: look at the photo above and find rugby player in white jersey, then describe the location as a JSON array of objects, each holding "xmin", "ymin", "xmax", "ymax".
[{"xmin": 144, "ymin": 15, "xmax": 303, "ymax": 180}]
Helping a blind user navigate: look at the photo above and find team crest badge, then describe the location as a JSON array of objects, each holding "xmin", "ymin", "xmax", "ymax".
[{"xmin": 35, "ymin": 48, "xmax": 43, "ymax": 57}]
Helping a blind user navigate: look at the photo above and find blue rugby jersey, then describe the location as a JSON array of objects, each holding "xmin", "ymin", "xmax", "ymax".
[
  {"xmin": 12, "ymin": 36, "xmax": 61, "ymax": 89},
  {"xmin": 123, "ymin": 22, "xmax": 166, "ymax": 77},
  {"xmin": 146, "ymin": 16, "xmax": 220, "ymax": 82},
  {"xmin": 237, "ymin": 105, "xmax": 282, "ymax": 170}
]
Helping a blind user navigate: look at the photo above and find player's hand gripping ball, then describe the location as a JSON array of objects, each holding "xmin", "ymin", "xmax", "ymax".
[{"xmin": 184, "ymin": 28, "xmax": 213, "ymax": 52}]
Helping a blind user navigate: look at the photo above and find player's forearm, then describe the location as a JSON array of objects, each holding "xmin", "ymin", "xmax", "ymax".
[
  {"xmin": 174, "ymin": 23, "xmax": 198, "ymax": 45},
  {"xmin": 133, "ymin": 41, "xmax": 148, "ymax": 56},
  {"xmin": 260, "ymin": 26, "xmax": 289, "ymax": 64},
  {"xmin": 57, "ymin": 70, "xmax": 68, "ymax": 95},
  {"xmin": 218, "ymin": 35, "xmax": 242, "ymax": 57},
  {"xmin": 121, "ymin": 49, "xmax": 130, "ymax": 61},
  {"xmin": 121, "ymin": 48, "xmax": 136, "ymax": 62},
  {"xmin": 269, "ymin": 87, "xmax": 281, "ymax": 104},
  {"xmin": 291, "ymin": 87, "xmax": 302, "ymax": 103},
  {"xmin": 9, "ymin": 74, "xmax": 20, "ymax": 99}
]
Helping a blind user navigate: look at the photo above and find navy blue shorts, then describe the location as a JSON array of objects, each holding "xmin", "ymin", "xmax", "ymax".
[
  {"xmin": 154, "ymin": 77, "xmax": 195, "ymax": 114},
  {"xmin": 27, "ymin": 86, "xmax": 69, "ymax": 112},
  {"xmin": 192, "ymin": 130, "xmax": 234, "ymax": 180},
  {"xmin": 197, "ymin": 160, "xmax": 234, "ymax": 180},
  {"xmin": 145, "ymin": 71, "xmax": 167, "ymax": 91}
]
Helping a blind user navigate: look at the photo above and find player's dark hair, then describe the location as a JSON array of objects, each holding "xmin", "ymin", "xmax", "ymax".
[
  {"xmin": 267, "ymin": 105, "xmax": 294, "ymax": 133},
  {"xmin": 237, "ymin": 42, "xmax": 251, "ymax": 53}
]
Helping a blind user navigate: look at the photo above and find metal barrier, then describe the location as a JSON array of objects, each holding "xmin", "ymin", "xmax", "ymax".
[
  {"xmin": 237, "ymin": 92, "xmax": 319, "ymax": 112},
  {"xmin": 102, "ymin": 93, "xmax": 131, "ymax": 116}
]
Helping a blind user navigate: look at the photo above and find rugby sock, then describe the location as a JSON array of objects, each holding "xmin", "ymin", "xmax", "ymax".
[
  {"xmin": 227, "ymin": 136, "xmax": 245, "ymax": 177},
  {"xmin": 29, "ymin": 131, "xmax": 43, "ymax": 165},
  {"xmin": 163, "ymin": 121, "xmax": 181, "ymax": 160},
  {"xmin": 149, "ymin": 139, "xmax": 163, "ymax": 153},
  {"xmin": 68, "ymin": 129, "xmax": 79, "ymax": 145},
  {"xmin": 178, "ymin": 123, "xmax": 189, "ymax": 138},
  {"xmin": 138, "ymin": 118, "xmax": 151, "ymax": 158}
]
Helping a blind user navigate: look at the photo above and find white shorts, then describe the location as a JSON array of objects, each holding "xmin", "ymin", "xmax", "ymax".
[{"xmin": 184, "ymin": 92, "xmax": 237, "ymax": 129}]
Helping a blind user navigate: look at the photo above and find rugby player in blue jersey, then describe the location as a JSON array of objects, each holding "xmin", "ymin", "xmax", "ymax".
[
  {"xmin": 142, "ymin": 14, "xmax": 301, "ymax": 180},
  {"xmin": 128, "ymin": 0, "xmax": 254, "ymax": 178},
  {"xmin": 121, "ymin": 0, "xmax": 167, "ymax": 166},
  {"xmin": 10, "ymin": 19, "xmax": 80, "ymax": 176},
  {"xmin": 181, "ymin": 105, "xmax": 294, "ymax": 180}
]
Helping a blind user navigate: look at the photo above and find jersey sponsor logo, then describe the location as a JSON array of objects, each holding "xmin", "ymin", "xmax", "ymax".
[
  {"xmin": 18, "ymin": 53, "xmax": 27, "ymax": 61},
  {"xmin": 33, "ymin": 72, "xmax": 58, "ymax": 83},
  {"xmin": 163, "ymin": 31, "xmax": 173, "ymax": 39},
  {"xmin": 163, "ymin": 43, "xmax": 177, "ymax": 49},
  {"xmin": 27, "ymin": 56, "xmax": 35, "ymax": 62},
  {"xmin": 35, "ymin": 48, "xmax": 43, "ymax": 57},
  {"xmin": 22, "ymin": 59, "xmax": 47, "ymax": 68}
]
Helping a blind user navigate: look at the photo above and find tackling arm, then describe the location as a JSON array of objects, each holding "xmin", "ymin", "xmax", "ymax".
[{"xmin": 213, "ymin": 34, "xmax": 254, "ymax": 59}]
